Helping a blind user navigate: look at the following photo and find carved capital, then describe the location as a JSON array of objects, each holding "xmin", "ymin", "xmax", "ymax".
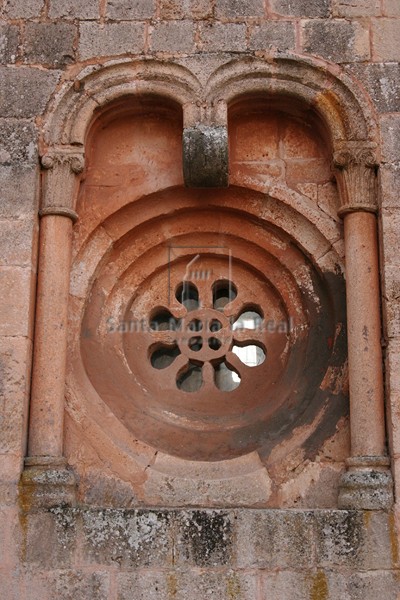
[
  {"xmin": 333, "ymin": 147, "xmax": 378, "ymax": 217},
  {"xmin": 41, "ymin": 150, "xmax": 85, "ymax": 174},
  {"xmin": 40, "ymin": 149, "xmax": 85, "ymax": 218}
]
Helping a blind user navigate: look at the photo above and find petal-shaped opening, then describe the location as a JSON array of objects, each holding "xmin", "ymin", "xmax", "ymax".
[
  {"xmin": 232, "ymin": 309, "xmax": 263, "ymax": 332},
  {"xmin": 176, "ymin": 361, "xmax": 203, "ymax": 392},
  {"xmin": 232, "ymin": 344, "xmax": 266, "ymax": 367},
  {"xmin": 150, "ymin": 344, "xmax": 181, "ymax": 369},
  {"xmin": 176, "ymin": 282, "xmax": 199, "ymax": 311},
  {"xmin": 212, "ymin": 280, "xmax": 237, "ymax": 311},
  {"xmin": 150, "ymin": 308, "xmax": 181, "ymax": 331},
  {"xmin": 214, "ymin": 361, "xmax": 241, "ymax": 391}
]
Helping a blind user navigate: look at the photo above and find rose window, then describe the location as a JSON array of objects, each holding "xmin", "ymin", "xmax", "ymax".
[
  {"xmin": 148, "ymin": 280, "xmax": 267, "ymax": 393},
  {"xmin": 79, "ymin": 188, "xmax": 346, "ymax": 462}
]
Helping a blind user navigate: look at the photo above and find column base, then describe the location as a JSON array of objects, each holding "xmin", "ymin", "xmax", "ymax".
[
  {"xmin": 19, "ymin": 456, "xmax": 77, "ymax": 510},
  {"xmin": 338, "ymin": 456, "xmax": 394, "ymax": 510}
]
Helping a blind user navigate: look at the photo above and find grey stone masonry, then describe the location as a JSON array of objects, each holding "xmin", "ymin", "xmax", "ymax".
[
  {"xmin": 302, "ymin": 19, "xmax": 370, "ymax": 62},
  {"xmin": 24, "ymin": 22, "xmax": 76, "ymax": 67},
  {"xmin": 79, "ymin": 22, "xmax": 145, "ymax": 60},
  {"xmin": 48, "ymin": 0, "xmax": 100, "ymax": 20},
  {"xmin": 8, "ymin": 508, "xmax": 399, "ymax": 599},
  {"xmin": 0, "ymin": 67, "xmax": 60, "ymax": 118}
]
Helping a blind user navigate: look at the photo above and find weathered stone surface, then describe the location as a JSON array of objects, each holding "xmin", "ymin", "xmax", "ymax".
[
  {"xmin": 348, "ymin": 63, "xmax": 400, "ymax": 113},
  {"xmin": 302, "ymin": 19, "xmax": 370, "ymax": 62},
  {"xmin": 49, "ymin": 0, "xmax": 99, "ymax": 19},
  {"xmin": 0, "ymin": 120, "xmax": 37, "ymax": 168},
  {"xmin": 150, "ymin": 21, "xmax": 196, "ymax": 53},
  {"xmin": 200, "ymin": 23, "xmax": 246, "ymax": 52},
  {"xmin": 0, "ymin": 337, "xmax": 32, "ymax": 454},
  {"xmin": 314, "ymin": 510, "xmax": 364, "ymax": 567},
  {"xmin": 236, "ymin": 510, "xmax": 315, "ymax": 569},
  {"xmin": 118, "ymin": 570, "xmax": 258, "ymax": 600},
  {"xmin": 332, "ymin": 0, "xmax": 380, "ymax": 16},
  {"xmin": 215, "ymin": 0, "xmax": 265, "ymax": 18},
  {"xmin": 382, "ymin": 208, "xmax": 400, "ymax": 266},
  {"xmin": 81, "ymin": 509, "xmax": 174, "ymax": 567},
  {"xmin": 249, "ymin": 21, "xmax": 296, "ymax": 51},
  {"xmin": 183, "ymin": 125, "xmax": 229, "ymax": 187},
  {"xmin": 380, "ymin": 165, "xmax": 400, "ymax": 209},
  {"xmin": 0, "ymin": 168, "xmax": 39, "ymax": 218},
  {"xmin": 24, "ymin": 22, "xmax": 76, "ymax": 67},
  {"xmin": 159, "ymin": 0, "xmax": 212, "ymax": 19},
  {"xmin": 380, "ymin": 115, "xmax": 400, "ymax": 163},
  {"xmin": 383, "ymin": 266, "xmax": 400, "ymax": 338},
  {"xmin": 2, "ymin": 0, "xmax": 44, "ymax": 18},
  {"xmin": 117, "ymin": 571, "xmax": 170, "ymax": 600},
  {"xmin": 346, "ymin": 571, "xmax": 400, "ymax": 599},
  {"xmin": 0, "ymin": 68, "xmax": 59, "ymax": 118},
  {"xmin": 0, "ymin": 219, "xmax": 36, "ymax": 267},
  {"xmin": 384, "ymin": 0, "xmax": 400, "ymax": 16},
  {"xmin": 79, "ymin": 22, "xmax": 145, "ymax": 60},
  {"xmin": 0, "ymin": 25, "xmax": 19, "ymax": 64},
  {"xmin": 0, "ymin": 268, "xmax": 34, "ymax": 337},
  {"xmin": 28, "ymin": 570, "xmax": 110, "ymax": 600},
  {"xmin": 106, "ymin": 0, "xmax": 155, "ymax": 19},
  {"xmin": 174, "ymin": 510, "xmax": 234, "ymax": 567},
  {"xmin": 20, "ymin": 509, "xmax": 79, "ymax": 567},
  {"xmin": 261, "ymin": 570, "xmax": 322, "ymax": 600},
  {"xmin": 271, "ymin": 0, "xmax": 331, "ymax": 17},
  {"xmin": 372, "ymin": 18, "xmax": 400, "ymax": 61}
]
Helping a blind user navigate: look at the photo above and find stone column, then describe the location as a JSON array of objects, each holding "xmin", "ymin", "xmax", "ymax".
[
  {"xmin": 334, "ymin": 146, "xmax": 393, "ymax": 509},
  {"xmin": 21, "ymin": 149, "xmax": 84, "ymax": 509}
]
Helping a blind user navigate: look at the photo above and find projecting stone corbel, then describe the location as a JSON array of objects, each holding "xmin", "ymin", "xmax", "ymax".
[{"xmin": 182, "ymin": 100, "xmax": 229, "ymax": 188}]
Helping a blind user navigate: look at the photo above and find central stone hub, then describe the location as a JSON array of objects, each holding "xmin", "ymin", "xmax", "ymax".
[{"xmin": 178, "ymin": 308, "xmax": 232, "ymax": 362}]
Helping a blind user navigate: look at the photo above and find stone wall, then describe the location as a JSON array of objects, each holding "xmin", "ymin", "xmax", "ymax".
[
  {"xmin": 1, "ymin": 0, "xmax": 400, "ymax": 598},
  {"xmin": 4, "ymin": 507, "xmax": 400, "ymax": 599}
]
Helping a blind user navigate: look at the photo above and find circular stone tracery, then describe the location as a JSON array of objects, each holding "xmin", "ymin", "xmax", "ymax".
[
  {"xmin": 78, "ymin": 188, "xmax": 347, "ymax": 462},
  {"xmin": 148, "ymin": 283, "xmax": 267, "ymax": 392}
]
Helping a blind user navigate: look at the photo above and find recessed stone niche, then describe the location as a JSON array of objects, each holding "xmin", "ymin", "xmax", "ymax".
[{"xmin": 65, "ymin": 95, "xmax": 348, "ymax": 509}]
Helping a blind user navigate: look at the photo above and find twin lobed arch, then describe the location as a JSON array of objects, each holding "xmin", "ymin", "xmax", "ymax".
[{"xmin": 22, "ymin": 53, "xmax": 393, "ymax": 510}]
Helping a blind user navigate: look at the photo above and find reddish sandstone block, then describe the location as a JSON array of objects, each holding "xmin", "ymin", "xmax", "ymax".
[{"xmin": 230, "ymin": 115, "xmax": 280, "ymax": 161}]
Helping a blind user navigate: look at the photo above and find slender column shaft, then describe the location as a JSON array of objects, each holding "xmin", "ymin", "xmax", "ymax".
[
  {"xmin": 26, "ymin": 149, "xmax": 83, "ymax": 460},
  {"xmin": 28, "ymin": 215, "xmax": 73, "ymax": 457},
  {"xmin": 343, "ymin": 211, "xmax": 385, "ymax": 457}
]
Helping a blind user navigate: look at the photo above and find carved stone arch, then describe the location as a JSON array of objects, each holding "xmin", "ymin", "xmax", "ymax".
[
  {"xmin": 42, "ymin": 58, "xmax": 203, "ymax": 147},
  {"xmin": 23, "ymin": 54, "xmax": 393, "ymax": 511},
  {"xmin": 204, "ymin": 54, "xmax": 379, "ymax": 148}
]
